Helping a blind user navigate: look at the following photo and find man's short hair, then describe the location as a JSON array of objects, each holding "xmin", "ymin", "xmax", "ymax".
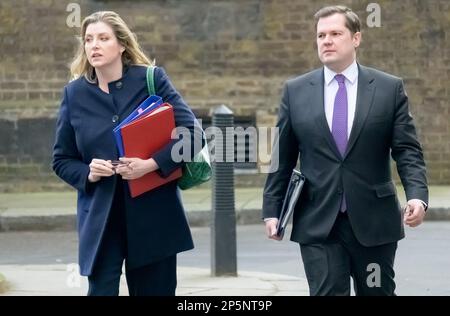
[{"xmin": 314, "ymin": 5, "xmax": 361, "ymax": 34}]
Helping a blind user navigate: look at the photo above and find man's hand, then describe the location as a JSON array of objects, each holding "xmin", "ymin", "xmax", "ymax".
[
  {"xmin": 88, "ymin": 158, "xmax": 115, "ymax": 183},
  {"xmin": 115, "ymin": 157, "xmax": 159, "ymax": 180},
  {"xmin": 403, "ymin": 199, "xmax": 426, "ymax": 227},
  {"xmin": 265, "ymin": 218, "xmax": 282, "ymax": 241}
]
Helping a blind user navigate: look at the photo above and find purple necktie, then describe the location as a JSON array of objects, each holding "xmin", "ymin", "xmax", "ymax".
[{"xmin": 332, "ymin": 74, "xmax": 348, "ymax": 212}]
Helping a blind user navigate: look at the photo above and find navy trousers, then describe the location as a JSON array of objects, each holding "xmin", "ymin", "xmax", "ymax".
[{"xmin": 87, "ymin": 182, "xmax": 177, "ymax": 296}]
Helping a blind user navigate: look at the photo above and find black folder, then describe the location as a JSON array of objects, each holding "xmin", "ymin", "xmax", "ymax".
[{"xmin": 276, "ymin": 169, "xmax": 306, "ymax": 238}]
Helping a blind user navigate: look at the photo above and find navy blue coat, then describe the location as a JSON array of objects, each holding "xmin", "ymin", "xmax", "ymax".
[{"xmin": 53, "ymin": 65, "xmax": 198, "ymax": 276}]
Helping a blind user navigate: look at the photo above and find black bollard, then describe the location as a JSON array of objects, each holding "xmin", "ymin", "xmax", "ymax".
[{"xmin": 211, "ymin": 105, "xmax": 237, "ymax": 277}]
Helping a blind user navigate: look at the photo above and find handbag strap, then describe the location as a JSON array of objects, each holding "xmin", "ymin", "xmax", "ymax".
[{"xmin": 146, "ymin": 66, "xmax": 156, "ymax": 95}]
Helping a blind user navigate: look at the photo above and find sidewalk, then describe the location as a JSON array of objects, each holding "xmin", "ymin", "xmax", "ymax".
[
  {"xmin": 1, "ymin": 186, "xmax": 449, "ymax": 296},
  {"xmin": 0, "ymin": 186, "xmax": 450, "ymax": 231},
  {"xmin": 0, "ymin": 264, "xmax": 308, "ymax": 296}
]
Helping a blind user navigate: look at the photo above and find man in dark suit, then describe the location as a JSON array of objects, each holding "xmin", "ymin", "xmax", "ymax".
[{"xmin": 263, "ymin": 5, "xmax": 428, "ymax": 296}]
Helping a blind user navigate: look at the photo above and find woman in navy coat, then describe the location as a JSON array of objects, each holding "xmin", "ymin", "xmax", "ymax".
[{"xmin": 52, "ymin": 11, "xmax": 201, "ymax": 296}]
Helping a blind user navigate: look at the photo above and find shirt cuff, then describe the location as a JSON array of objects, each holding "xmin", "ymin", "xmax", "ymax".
[{"xmin": 419, "ymin": 200, "xmax": 428, "ymax": 211}]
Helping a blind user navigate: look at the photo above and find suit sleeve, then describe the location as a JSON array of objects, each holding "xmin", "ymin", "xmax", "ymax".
[
  {"xmin": 262, "ymin": 82, "xmax": 299, "ymax": 219},
  {"xmin": 151, "ymin": 67, "xmax": 204, "ymax": 178},
  {"xmin": 52, "ymin": 86, "xmax": 93, "ymax": 194},
  {"xmin": 390, "ymin": 79, "xmax": 428, "ymax": 204}
]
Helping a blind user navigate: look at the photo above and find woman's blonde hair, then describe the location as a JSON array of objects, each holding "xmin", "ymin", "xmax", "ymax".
[{"xmin": 70, "ymin": 11, "xmax": 154, "ymax": 82}]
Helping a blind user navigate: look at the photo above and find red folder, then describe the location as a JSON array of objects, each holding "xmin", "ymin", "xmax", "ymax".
[{"xmin": 121, "ymin": 103, "xmax": 182, "ymax": 197}]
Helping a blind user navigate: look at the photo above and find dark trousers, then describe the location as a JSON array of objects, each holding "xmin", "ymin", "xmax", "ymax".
[
  {"xmin": 87, "ymin": 182, "xmax": 177, "ymax": 296},
  {"xmin": 300, "ymin": 212, "xmax": 397, "ymax": 296}
]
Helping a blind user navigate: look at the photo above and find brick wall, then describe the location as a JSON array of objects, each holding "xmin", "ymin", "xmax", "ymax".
[{"xmin": 0, "ymin": 0, "xmax": 449, "ymax": 191}]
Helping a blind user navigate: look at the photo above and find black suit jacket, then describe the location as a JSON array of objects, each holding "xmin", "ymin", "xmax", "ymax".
[{"xmin": 263, "ymin": 64, "xmax": 428, "ymax": 247}]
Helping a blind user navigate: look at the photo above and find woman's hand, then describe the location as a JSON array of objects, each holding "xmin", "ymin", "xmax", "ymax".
[
  {"xmin": 88, "ymin": 158, "xmax": 115, "ymax": 183},
  {"xmin": 115, "ymin": 157, "xmax": 159, "ymax": 180}
]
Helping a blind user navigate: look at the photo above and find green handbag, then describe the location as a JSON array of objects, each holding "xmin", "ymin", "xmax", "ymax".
[{"xmin": 146, "ymin": 66, "xmax": 212, "ymax": 190}]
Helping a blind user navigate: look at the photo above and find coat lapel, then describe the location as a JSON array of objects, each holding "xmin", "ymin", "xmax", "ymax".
[
  {"xmin": 310, "ymin": 69, "xmax": 342, "ymax": 159},
  {"xmin": 343, "ymin": 65, "xmax": 376, "ymax": 159}
]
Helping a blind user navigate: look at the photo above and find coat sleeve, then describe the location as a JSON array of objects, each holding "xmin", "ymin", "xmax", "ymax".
[
  {"xmin": 151, "ymin": 67, "xmax": 204, "ymax": 178},
  {"xmin": 262, "ymin": 82, "xmax": 299, "ymax": 219},
  {"xmin": 52, "ymin": 86, "xmax": 93, "ymax": 194},
  {"xmin": 390, "ymin": 79, "xmax": 428, "ymax": 204}
]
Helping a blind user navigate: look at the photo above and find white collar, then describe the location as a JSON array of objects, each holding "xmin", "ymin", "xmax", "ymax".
[{"xmin": 324, "ymin": 60, "xmax": 358, "ymax": 86}]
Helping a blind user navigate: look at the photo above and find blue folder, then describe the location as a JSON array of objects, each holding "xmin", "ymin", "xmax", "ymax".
[{"xmin": 113, "ymin": 95, "xmax": 163, "ymax": 156}]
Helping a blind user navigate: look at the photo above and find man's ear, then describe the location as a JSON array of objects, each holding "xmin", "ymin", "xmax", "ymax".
[{"xmin": 353, "ymin": 32, "xmax": 361, "ymax": 48}]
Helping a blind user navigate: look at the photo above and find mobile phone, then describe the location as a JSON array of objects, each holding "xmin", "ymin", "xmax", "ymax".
[{"xmin": 111, "ymin": 160, "xmax": 127, "ymax": 167}]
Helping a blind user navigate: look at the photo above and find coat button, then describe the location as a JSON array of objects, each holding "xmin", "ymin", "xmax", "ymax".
[
  {"xmin": 112, "ymin": 115, "xmax": 119, "ymax": 123},
  {"xmin": 115, "ymin": 81, "xmax": 123, "ymax": 89}
]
